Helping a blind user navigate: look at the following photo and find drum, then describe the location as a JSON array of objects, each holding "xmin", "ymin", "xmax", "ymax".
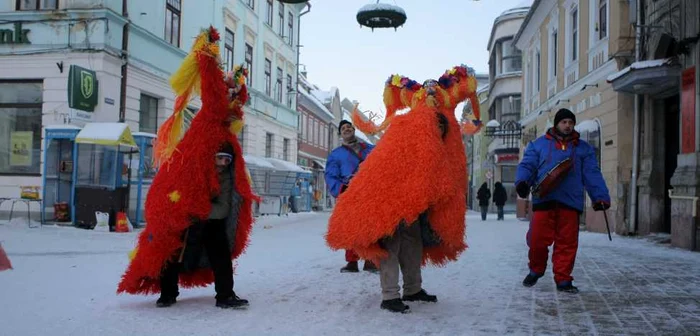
[{"xmin": 531, "ymin": 157, "xmax": 573, "ymax": 198}]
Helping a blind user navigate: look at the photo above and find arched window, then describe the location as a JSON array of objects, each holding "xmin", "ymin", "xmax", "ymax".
[{"xmin": 575, "ymin": 119, "xmax": 602, "ymax": 165}]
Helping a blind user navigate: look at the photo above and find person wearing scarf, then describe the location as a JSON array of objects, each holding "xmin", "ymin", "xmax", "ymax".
[{"xmin": 515, "ymin": 108, "xmax": 610, "ymax": 294}]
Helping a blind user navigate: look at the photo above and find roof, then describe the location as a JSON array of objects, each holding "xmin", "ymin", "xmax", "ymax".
[
  {"xmin": 75, "ymin": 122, "xmax": 137, "ymax": 149},
  {"xmin": 513, "ymin": 0, "xmax": 540, "ymax": 46},
  {"xmin": 298, "ymin": 89, "xmax": 335, "ymax": 120},
  {"xmin": 488, "ymin": 3, "xmax": 532, "ymax": 49},
  {"xmin": 606, "ymin": 58, "xmax": 674, "ymax": 82}
]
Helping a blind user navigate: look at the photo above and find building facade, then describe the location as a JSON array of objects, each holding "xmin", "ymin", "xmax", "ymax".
[
  {"xmin": 296, "ymin": 73, "xmax": 334, "ymax": 211},
  {"xmin": 514, "ymin": 0, "xmax": 635, "ymax": 232},
  {"xmin": 0, "ymin": 0, "xmax": 307, "ymax": 220},
  {"xmin": 607, "ymin": 0, "xmax": 699, "ymax": 250},
  {"xmin": 484, "ymin": 6, "xmax": 530, "ymax": 213},
  {"xmin": 463, "ymin": 81, "xmax": 489, "ymax": 211}
]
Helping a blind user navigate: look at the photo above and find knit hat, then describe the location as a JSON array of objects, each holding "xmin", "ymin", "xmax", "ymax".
[
  {"xmin": 554, "ymin": 108, "xmax": 576, "ymax": 126},
  {"xmin": 216, "ymin": 142, "xmax": 234, "ymax": 159},
  {"xmin": 338, "ymin": 120, "xmax": 353, "ymax": 134}
]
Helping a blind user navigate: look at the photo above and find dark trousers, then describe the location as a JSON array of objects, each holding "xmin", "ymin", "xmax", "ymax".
[
  {"xmin": 480, "ymin": 206, "xmax": 488, "ymax": 220},
  {"xmin": 160, "ymin": 218, "xmax": 234, "ymax": 300},
  {"xmin": 497, "ymin": 206, "xmax": 504, "ymax": 220}
]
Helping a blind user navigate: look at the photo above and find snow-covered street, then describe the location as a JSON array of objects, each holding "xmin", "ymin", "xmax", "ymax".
[{"xmin": 1, "ymin": 212, "xmax": 699, "ymax": 336}]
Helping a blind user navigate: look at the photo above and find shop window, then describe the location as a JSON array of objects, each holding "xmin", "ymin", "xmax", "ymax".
[
  {"xmin": 17, "ymin": 0, "xmax": 57, "ymax": 10},
  {"xmin": 0, "ymin": 81, "xmax": 42, "ymax": 175}
]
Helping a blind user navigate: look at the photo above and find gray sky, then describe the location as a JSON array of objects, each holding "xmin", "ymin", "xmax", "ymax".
[{"xmin": 299, "ymin": 0, "xmax": 532, "ymax": 117}]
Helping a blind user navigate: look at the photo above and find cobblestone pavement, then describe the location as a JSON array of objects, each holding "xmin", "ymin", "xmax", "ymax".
[
  {"xmin": 459, "ymin": 214, "xmax": 700, "ymax": 336},
  {"xmin": 1, "ymin": 213, "xmax": 699, "ymax": 336}
]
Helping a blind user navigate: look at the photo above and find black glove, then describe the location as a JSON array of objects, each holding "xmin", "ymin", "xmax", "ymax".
[
  {"xmin": 516, "ymin": 182, "xmax": 530, "ymax": 199},
  {"xmin": 340, "ymin": 184, "xmax": 348, "ymax": 194},
  {"xmin": 593, "ymin": 201, "xmax": 610, "ymax": 211}
]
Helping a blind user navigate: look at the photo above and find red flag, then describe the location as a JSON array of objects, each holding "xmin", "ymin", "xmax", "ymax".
[{"xmin": 0, "ymin": 242, "xmax": 13, "ymax": 271}]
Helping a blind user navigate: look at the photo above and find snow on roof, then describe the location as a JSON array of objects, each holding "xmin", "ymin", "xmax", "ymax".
[
  {"xmin": 132, "ymin": 132, "xmax": 156, "ymax": 138},
  {"xmin": 575, "ymin": 120, "xmax": 600, "ymax": 133},
  {"xmin": 311, "ymin": 89, "xmax": 332, "ymax": 104},
  {"xmin": 299, "ymin": 89, "xmax": 335, "ymax": 120},
  {"xmin": 45, "ymin": 125, "xmax": 81, "ymax": 131},
  {"xmin": 75, "ymin": 122, "xmax": 137, "ymax": 148},
  {"xmin": 606, "ymin": 58, "xmax": 674, "ymax": 82},
  {"xmin": 244, "ymin": 155, "xmax": 275, "ymax": 169},
  {"xmin": 265, "ymin": 157, "xmax": 307, "ymax": 173},
  {"xmin": 357, "ymin": 3, "xmax": 406, "ymax": 15}
]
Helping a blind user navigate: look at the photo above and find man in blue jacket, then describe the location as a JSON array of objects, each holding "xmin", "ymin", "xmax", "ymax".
[
  {"xmin": 325, "ymin": 120, "xmax": 378, "ymax": 273},
  {"xmin": 515, "ymin": 108, "xmax": 610, "ymax": 294}
]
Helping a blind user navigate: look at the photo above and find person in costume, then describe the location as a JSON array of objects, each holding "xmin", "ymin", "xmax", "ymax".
[
  {"xmin": 324, "ymin": 120, "xmax": 378, "ymax": 273},
  {"xmin": 515, "ymin": 108, "xmax": 610, "ymax": 294},
  {"xmin": 325, "ymin": 65, "xmax": 483, "ymax": 313},
  {"xmin": 117, "ymin": 26, "xmax": 258, "ymax": 309}
]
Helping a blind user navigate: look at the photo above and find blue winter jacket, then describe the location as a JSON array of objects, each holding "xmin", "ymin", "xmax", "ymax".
[
  {"xmin": 515, "ymin": 130, "xmax": 610, "ymax": 212},
  {"xmin": 324, "ymin": 141, "xmax": 375, "ymax": 198}
]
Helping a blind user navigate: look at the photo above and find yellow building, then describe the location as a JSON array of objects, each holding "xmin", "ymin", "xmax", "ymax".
[{"xmin": 513, "ymin": 0, "xmax": 635, "ymax": 232}]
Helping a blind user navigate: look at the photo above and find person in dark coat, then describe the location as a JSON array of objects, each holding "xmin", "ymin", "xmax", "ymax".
[
  {"xmin": 476, "ymin": 182, "xmax": 491, "ymax": 221},
  {"xmin": 493, "ymin": 181, "xmax": 508, "ymax": 220}
]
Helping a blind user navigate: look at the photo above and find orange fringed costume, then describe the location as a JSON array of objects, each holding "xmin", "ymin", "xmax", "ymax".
[
  {"xmin": 327, "ymin": 65, "xmax": 483, "ymax": 266},
  {"xmin": 117, "ymin": 27, "xmax": 258, "ymax": 295}
]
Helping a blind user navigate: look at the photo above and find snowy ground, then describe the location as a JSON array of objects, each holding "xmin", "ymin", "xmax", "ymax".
[{"xmin": 1, "ymin": 212, "xmax": 699, "ymax": 336}]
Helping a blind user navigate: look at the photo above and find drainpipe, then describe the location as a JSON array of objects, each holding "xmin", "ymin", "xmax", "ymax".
[
  {"xmin": 294, "ymin": 2, "xmax": 311, "ymax": 117},
  {"xmin": 118, "ymin": 0, "xmax": 129, "ymax": 123},
  {"xmin": 629, "ymin": 0, "xmax": 643, "ymax": 234}
]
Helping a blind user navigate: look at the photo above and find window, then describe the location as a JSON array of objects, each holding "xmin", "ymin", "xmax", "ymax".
[
  {"xmin": 283, "ymin": 138, "xmax": 290, "ymax": 161},
  {"xmin": 322, "ymin": 126, "xmax": 328, "ymax": 149},
  {"xmin": 165, "ymin": 0, "xmax": 181, "ymax": 47},
  {"xmin": 500, "ymin": 39, "xmax": 522, "ymax": 73},
  {"xmin": 0, "ymin": 81, "xmax": 42, "ymax": 175},
  {"xmin": 536, "ymin": 50, "xmax": 541, "ymax": 90},
  {"xmin": 278, "ymin": 2, "xmax": 285, "ymax": 35},
  {"xmin": 312, "ymin": 119, "xmax": 317, "ymax": 145},
  {"xmin": 286, "ymin": 74, "xmax": 293, "ymax": 108},
  {"xmin": 265, "ymin": 132, "xmax": 273, "ymax": 157},
  {"xmin": 498, "ymin": 95, "xmax": 521, "ymax": 120},
  {"xmin": 549, "ymin": 29, "xmax": 558, "ymax": 78},
  {"xmin": 237, "ymin": 126, "xmax": 246, "ymax": 152},
  {"xmin": 598, "ymin": 0, "xmax": 607, "ymax": 40},
  {"xmin": 501, "ymin": 166, "xmax": 517, "ymax": 183},
  {"xmin": 16, "ymin": 0, "xmax": 57, "ymax": 10},
  {"xmin": 224, "ymin": 29, "xmax": 234, "ymax": 72},
  {"xmin": 571, "ymin": 7, "xmax": 578, "ymax": 61},
  {"xmin": 265, "ymin": 0, "xmax": 273, "ymax": 26},
  {"xmin": 264, "ymin": 59, "xmax": 272, "ymax": 96},
  {"xmin": 302, "ymin": 113, "xmax": 308, "ymax": 141},
  {"xmin": 287, "ymin": 12, "xmax": 294, "ymax": 46},
  {"xmin": 276, "ymin": 67, "xmax": 283, "ymax": 102},
  {"xmin": 139, "ymin": 94, "xmax": 159, "ymax": 134},
  {"xmin": 246, "ymin": 0, "xmax": 254, "ymax": 10},
  {"xmin": 245, "ymin": 44, "xmax": 253, "ymax": 87}
]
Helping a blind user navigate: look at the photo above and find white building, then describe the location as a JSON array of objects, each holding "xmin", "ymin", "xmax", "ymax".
[{"xmin": 0, "ymin": 0, "xmax": 307, "ymax": 222}]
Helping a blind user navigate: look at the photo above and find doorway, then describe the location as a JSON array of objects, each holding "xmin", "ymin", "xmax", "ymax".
[
  {"xmin": 44, "ymin": 139, "xmax": 75, "ymax": 220},
  {"xmin": 663, "ymin": 95, "xmax": 680, "ymax": 234}
]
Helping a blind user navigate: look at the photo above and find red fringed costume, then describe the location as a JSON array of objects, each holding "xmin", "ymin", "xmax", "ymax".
[
  {"xmin": 117, "ymin": 27, "xmax": 258, "ymax": 295},
  {"xmin": 326, "ymin": 65, "xmax": 483, "ymax": 266}
]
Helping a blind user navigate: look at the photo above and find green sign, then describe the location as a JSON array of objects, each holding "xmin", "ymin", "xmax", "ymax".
[
  {"xmin": 0, "ymin": 23, "xmax": 30, "ymax": 44},
  {"xmin": 68, "ymin": 65, "xmax": 98, "ymax": 112}
]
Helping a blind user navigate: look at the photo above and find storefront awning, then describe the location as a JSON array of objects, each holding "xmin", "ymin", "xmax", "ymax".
[
  {"xmin": 607, "ymin": 58, "xmax": 681, "ymax": 98},
  {"xmin": 75, "ymin": 122, "xmax": 138, "ymax": 149},
  {"xmin": 312, "ymin": 159, "xmax": 326, "ymax": 170},
  {"xmin": 243, "ymin": 155, "xmax": 276, "ymax": 170}
]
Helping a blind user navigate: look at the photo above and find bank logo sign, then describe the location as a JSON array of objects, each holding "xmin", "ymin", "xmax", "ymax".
[{"xmin": 68, "ymin": 65, "xmax": 98, "ymax": 112}]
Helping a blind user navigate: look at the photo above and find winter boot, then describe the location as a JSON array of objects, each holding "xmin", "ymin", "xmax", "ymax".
[
  {"xmin": 556, "ymin": 282, "xmax": 579, "ymax": 294},
  {"xmin": 340, "ymin": 261, "xmax": 359, "ymax": 273},
  {"xmin": 216, "ymin": 294, "xmax": 249, "ymax": 309},
  {"xmin": 156, "ymin": 296, "xmax": 177, "ymax": 308},
  {"xmin": 402, "ymin": 289, "xmax": 438, "ymax": 303},
  {"xmin": 380, "ymin": 298, "xmax": 410, "ymax": 313},
  {"xmin": 363, "ymin": 261, "xmax": 379, "ymax": 273},
  {"xmin": 522, "ymin": 272, "xmax": 543, "ymax": 287}
]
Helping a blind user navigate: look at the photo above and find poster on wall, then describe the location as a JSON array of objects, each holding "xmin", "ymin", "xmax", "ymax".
[
  {"xmin": 681, "ymin": 67, "xmax": 696, "ymax": 154},
  {"xmin": 10, "ymin": 131, "xmax": 33, "ymax": 166}
]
